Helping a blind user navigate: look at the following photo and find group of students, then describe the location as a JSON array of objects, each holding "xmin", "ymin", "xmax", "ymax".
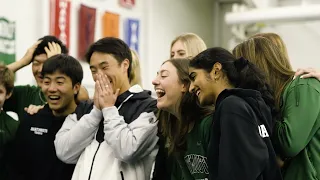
[{"xmin": 0, "ymin": 32, "xmax": 319, "ymax": 180}]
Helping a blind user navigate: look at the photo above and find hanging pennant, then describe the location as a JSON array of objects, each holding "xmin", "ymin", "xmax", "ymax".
[
  {"xmin": 49, "ymin": 0, "xmax": 71, "ymax": 49},
  {"xmin": 78, "ymin": 4, "xmax": 96, "ymax": 60}
]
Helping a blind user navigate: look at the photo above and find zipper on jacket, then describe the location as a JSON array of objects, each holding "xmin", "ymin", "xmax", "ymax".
[
  {"xmin": 120, "ymin": 171, "xmax": 124, "ymax": 180},
  {"xmin": 88, "ymin": 143, "xmax": 102, "ymax": 180}
]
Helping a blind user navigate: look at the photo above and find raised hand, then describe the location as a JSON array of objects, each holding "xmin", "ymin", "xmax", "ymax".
[
  {"xmin": 96, "ymin": 74, "xmax": 119, "ymax": 109},
  {"xmin": 45, "ymin": 42, "xmax": 62, "ymax": 58}
]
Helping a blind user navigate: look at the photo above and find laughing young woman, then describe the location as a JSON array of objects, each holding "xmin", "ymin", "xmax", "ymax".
[
  {"xmin": 189, "ymin": 47, "xmax": 282, "ymax": 180},
  {"xmin": 152, "ymin": 58, "xmax": 213, "ymax": 180}
]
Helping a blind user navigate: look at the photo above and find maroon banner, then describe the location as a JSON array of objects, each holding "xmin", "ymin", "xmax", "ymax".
[
  {"xmin": 78, "ymin": 4, "xmax": 96, "ymax": 60},
  {"xmin": 50, "ymin": 0, "xmax": 71, "ymax": 49}
]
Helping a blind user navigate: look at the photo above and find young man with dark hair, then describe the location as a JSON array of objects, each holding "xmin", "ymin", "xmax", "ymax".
[
  {"xmin": 0, "ymin": 64, "xmax": 18, "ymax": 180},
  {"xmin": 55, "ymin": 37, "xmax": 158, "ymax": 180},
  {"xmin": 10, "ymin": 54, "xmax": 83, "ymax": 180},
  {"xmin": 5, "ymin": 36, "xmax": 88, "ymax": 120}
]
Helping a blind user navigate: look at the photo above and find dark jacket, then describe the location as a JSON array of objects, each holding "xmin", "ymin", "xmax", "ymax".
[
  {"xmin": 9, "ymin": 105, "xmax": 75, "ymax": 180},
  {"xmin": 208, "ymin": 88, "xmax": 282, "ymax": 180}
]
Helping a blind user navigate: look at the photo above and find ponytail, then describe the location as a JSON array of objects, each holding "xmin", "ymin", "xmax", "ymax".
[{"xmin": 231, "ymin": 57, "xmax": 277, "ymax": 119}]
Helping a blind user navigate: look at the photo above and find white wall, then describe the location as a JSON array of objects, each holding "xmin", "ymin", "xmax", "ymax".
[{"xmin": 0, "ymin": 0, "xmax": 214, "ymax": 97}]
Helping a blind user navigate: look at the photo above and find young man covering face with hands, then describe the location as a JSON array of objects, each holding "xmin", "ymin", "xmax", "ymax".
[{"xmin": 54, "ymin": 37, "xmax": 158, "ymax": 180}]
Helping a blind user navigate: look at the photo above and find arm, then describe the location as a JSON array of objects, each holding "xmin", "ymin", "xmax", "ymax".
[
  {"xmin": 102, "ymin": 107, "xmax": 158, "ymax": 163},
  {"xmin": 54, "ymin": 107, "xmax": 102, "ymax": 164},
  {"xmin": 7, "ymin": 41, "xmax": 41, "ymax": 72},
  {"xmin": 215, "ymin": 101, "xmax": 268, "ymax": 180},
  {"xmin": 274, "ymin": 82, "xmax": 320, "ymax": 157}
]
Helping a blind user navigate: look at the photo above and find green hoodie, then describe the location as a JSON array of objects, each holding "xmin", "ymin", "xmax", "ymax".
[{"xmin": 274, "ymin": 77, "xmax": 320, "ymax": 180}]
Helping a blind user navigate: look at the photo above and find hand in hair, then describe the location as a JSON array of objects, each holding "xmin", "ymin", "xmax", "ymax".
[
  {"xmin": 96, "ymin": 74, "xmax": 120, "ymax": 109},
  {"xmin": 45, "ymin": 42, "xmax": 62, "ymax": 58},
  {"xmin": 294, "ymin": 68, "xmax": 320, "ymax": 81},
  {"xmin": 24, "ymin": 104, "xmax": 44, "ymax": 115},
  {"xmin": 8, "ymin": 40, "xmax": 42, "ymax": 72}
]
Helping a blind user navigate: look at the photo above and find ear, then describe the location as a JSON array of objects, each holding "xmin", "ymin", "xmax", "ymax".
[
  {"xmin": 210, "ymin": 62, "xmax": 223, "ymax": 80},
  {"xmin": 181, "ymin": 83, "xmax": 188, "ymax": 93},
  {"xmin": 122, "ymin": 59, "xmax": 130, "ymax": 74},
  {"xmin": 73, "ymin": 83, "xmax": 81, "ymax": 95},
  {"xmin": 5, "ymin": 91, "xmax": 12, "ymax": 100}
]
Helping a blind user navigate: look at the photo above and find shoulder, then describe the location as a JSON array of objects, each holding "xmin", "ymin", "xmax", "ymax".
[
  {"xmin": 14, "ymin": 85, "xmax": 39, "ymax": 92},
  {"xmin": 2, "ymin": 112, "xmax": 19, "ymax": 125},
  {"xmin": 139, "ymin": 97, "xmax": 157, "ymax": 113},
  {"xmin": 219, "ymin": 95, "xmax": 248, "ymax": 111},
  {"xmin": 286, "ymin": 78, "xmax": 320, "ymax": 94}
]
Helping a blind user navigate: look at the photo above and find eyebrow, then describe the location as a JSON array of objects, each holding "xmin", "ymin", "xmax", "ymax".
[
  {"xmin": 156, "ymin": 69, "xmax": 169, "ymax": 75},
  {"xmin": 90, "ymin": 61, "xmax": 108, "ymax": 69}
]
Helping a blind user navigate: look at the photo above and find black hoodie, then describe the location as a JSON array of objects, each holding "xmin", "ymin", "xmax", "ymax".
[
  {"xmin": 207, "ymin": 88, "xmax": 282, "ymax": 180},
  {"xmin": 9, "ymin": 105, "xmax": 75, "ymax": 180}
]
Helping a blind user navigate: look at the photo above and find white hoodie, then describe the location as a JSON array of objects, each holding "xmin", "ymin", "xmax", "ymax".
[{"xmin": 54, "ymin": 86, "xmax": 158, "ymax": 180}]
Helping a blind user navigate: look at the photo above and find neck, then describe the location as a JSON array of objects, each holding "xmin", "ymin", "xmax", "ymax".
[
  {"xmin": 118, "ymin": 80, "xmax": 131, "ymax": 95},
  {"xmin": 213, "ymin": 82, "xmax": 234, "ymax": 105},
  {"xmin": 52, "ymin": 101, "xmax": 77, "ymax": 117}
]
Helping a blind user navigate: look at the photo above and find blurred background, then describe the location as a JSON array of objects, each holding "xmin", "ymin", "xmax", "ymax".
[{"xmin": 0, "ymin": 0, "xmax": 319, "ymax": 97}]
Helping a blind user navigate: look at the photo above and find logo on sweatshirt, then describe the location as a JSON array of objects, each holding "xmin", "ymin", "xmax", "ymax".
[
  {"xmin": 258, "ymin": 124, "xmax": 269, "ymax": 138},
  {"xmin": 185, "ymin": 154, "xmax": 209, "ymax": 175},
  {"xmin": 30, "ymin": 127, "xmax": 48, "ymax": 135}
]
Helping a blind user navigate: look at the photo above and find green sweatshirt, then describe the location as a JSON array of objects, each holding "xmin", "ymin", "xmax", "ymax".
[
  {"xmin": 3, "ymin": 85, "xmax": 46, "ymax": 120},
  {"xmin": 274, "ymin": 77, "xmax": 320, "ymax": 180},
  {"xmin": 174, "ymin": 115, "xmax": 212, "ymax": 180},
  {"xmin": 0, "ymin": 111, "xmax": 19, "ymax": 180}
]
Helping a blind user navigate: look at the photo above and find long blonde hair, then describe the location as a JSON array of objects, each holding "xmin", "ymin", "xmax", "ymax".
[
  {"xmin": 170, "ymin": 33, "xmax": 207, "ymax": 58},
  {"xmin": 129, "ymin": 50, "xmax": 142, "ymax": 86},
  {"xmin": 251, "ymin": 33, "xmax": 290, "ymax": 61},
  {"xmin": 233, "ymin": 36, "xmax": 295, "ymax": 108}
]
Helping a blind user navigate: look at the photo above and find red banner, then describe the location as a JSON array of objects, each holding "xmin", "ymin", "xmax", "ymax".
[
  {"xmin": 78, "ymin": 4, "xmax": 96, "ymax": 60},
  {"xmin": 50, "ymin": 0, "xmax": 71, "ymax": 49},
  {"xmin": 119, "ymin": 0, "xmax": 135, "ymax": 8}
]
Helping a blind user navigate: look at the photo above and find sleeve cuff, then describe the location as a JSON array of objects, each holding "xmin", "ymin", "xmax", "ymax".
[{"xmin": 102, "ymin": 106, "xmax": 119, "ymax": 121}]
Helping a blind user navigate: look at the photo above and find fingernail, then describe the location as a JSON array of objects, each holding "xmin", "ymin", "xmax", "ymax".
[
  {"xmin": 293, "ymin": 76, "xmax": 296, "ymax": 80},
  {"xmin": 300, "ymin": 75, "xmax": 304, "ymax": 78}
]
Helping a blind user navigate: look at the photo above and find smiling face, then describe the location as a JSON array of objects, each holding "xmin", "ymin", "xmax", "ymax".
[
  {"xmin": 89, "ymin": 52, "xmax": 129, "ymax": 93},
  {"xmin": 42, "ymin": 71, "xmax": 80, "ymax": 116},
  {"xmin": 152, "ymin": 61, "xmax": 187, "ymax": 113},
  {"xmin": 189, "ymin": 67, "xmax": 216, "ymax": 106},
  {"xmin": 170, "ymin": 40, "xmax": 187, "ymax": 59},
  {"xmin": 32, "ymin": 54, "xmax": 47, "ymax": 86}
]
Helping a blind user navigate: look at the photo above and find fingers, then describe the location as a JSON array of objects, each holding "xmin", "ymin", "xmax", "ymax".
[
  {"xmin": 24, "ymin": 105, "xmax": 44, "ymax": 115},
  {"xmin": 294, "ymin": 67, "xmax": 315, "ymax": 79},
  {"xmin": 114, "ymin": 88, "xmax": 120, "ymax": 97},
  {"xmin": 301, "ymin": 73, "xmax": 314, "ymax": 79},
  {"xmin": 48, "ymin": 42, "xmax": 54, "ymax": 52}
]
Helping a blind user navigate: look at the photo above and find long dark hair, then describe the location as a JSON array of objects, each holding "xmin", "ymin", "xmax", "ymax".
[
  {"xmin": 190, "ymin": 47, "xmax": 277, "ymax": 119},
  {"xmin": 158, "ymin": 58, "xmax": 212, "ymax": 155}
]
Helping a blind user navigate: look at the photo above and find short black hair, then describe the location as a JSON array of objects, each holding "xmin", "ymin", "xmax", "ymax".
[
  {"xmin": 32, "ymin": 35, "xmax": 68, "ymax": 60},
  {"xmin": 85, "ymin": 37, "xmax": 132, "ymax": 78},
  {"xmin": 41, "ymin": 54, "xmax": 83, "ymax": 86}
]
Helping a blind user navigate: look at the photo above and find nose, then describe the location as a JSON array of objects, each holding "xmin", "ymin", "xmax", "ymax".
[
  {"xmin": 189, "ymin": 82, "xmax": 195, "ymax": 93},
  {"xmin": 152, "ymin": 76, "xmax": 159, "ymax": 86},
  {"xmin": 38, "ymin": 64, "xmax": 43, "ymax": 74},
  {"xmin": 48, "ymin": 83, "xmax": 58, "ymax": 92}
]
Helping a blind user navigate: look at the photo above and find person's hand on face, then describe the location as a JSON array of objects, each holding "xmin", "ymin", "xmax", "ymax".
[
  {"xmin": 294, "ymin": 67, "xmax": 320, "ymax": 81},
  {"xmin": 45, "ymin": 42, "xmax": 62, "ymax": 58},
  {"xmin": 21, "ymin": 40, "xmax": 42, "ymax": 66},
  {"xmin": 97, "ymin": 74, "xmax": 120, "ymax": 109},
  {"xmin": 93, "ymin": 80, "xmax": 101, "ymax": 110}
]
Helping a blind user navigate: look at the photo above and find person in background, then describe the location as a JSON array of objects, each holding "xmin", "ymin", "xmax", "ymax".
[
  {"xmin": 129, "ymin": 50, "xmax": 142, "ymax": 87},
  {"xmin": 233, "ymin": 36, "xmax": 320, "ymax": 180},
  {"xmin": 9, "ymin": 54, "xmax": 82, "ymax": 180},
  {"xmin": 251, "ymin": 33, "xmax": 320, "ymax": 81},
  {"xmin": 0, "ymin": 64, "xmax": 18, "ymax": 180},
  {"xmin": 152, "ymin": 59, "xmax": 212, "ymax": 180},
  {"xmin": 54, "ymin": 37, "xmax": 158, "ymax": 180},
  {"xmin": 170, "ymin": 33, "xmax": 207, "ymax": 59},
  {"xmin": 189, "ymin": 47, "xmax": 282, "ymax": 180},
  {"xmin": 5, "ymin": 35, "xmax": 88, "ymax": 119}
]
